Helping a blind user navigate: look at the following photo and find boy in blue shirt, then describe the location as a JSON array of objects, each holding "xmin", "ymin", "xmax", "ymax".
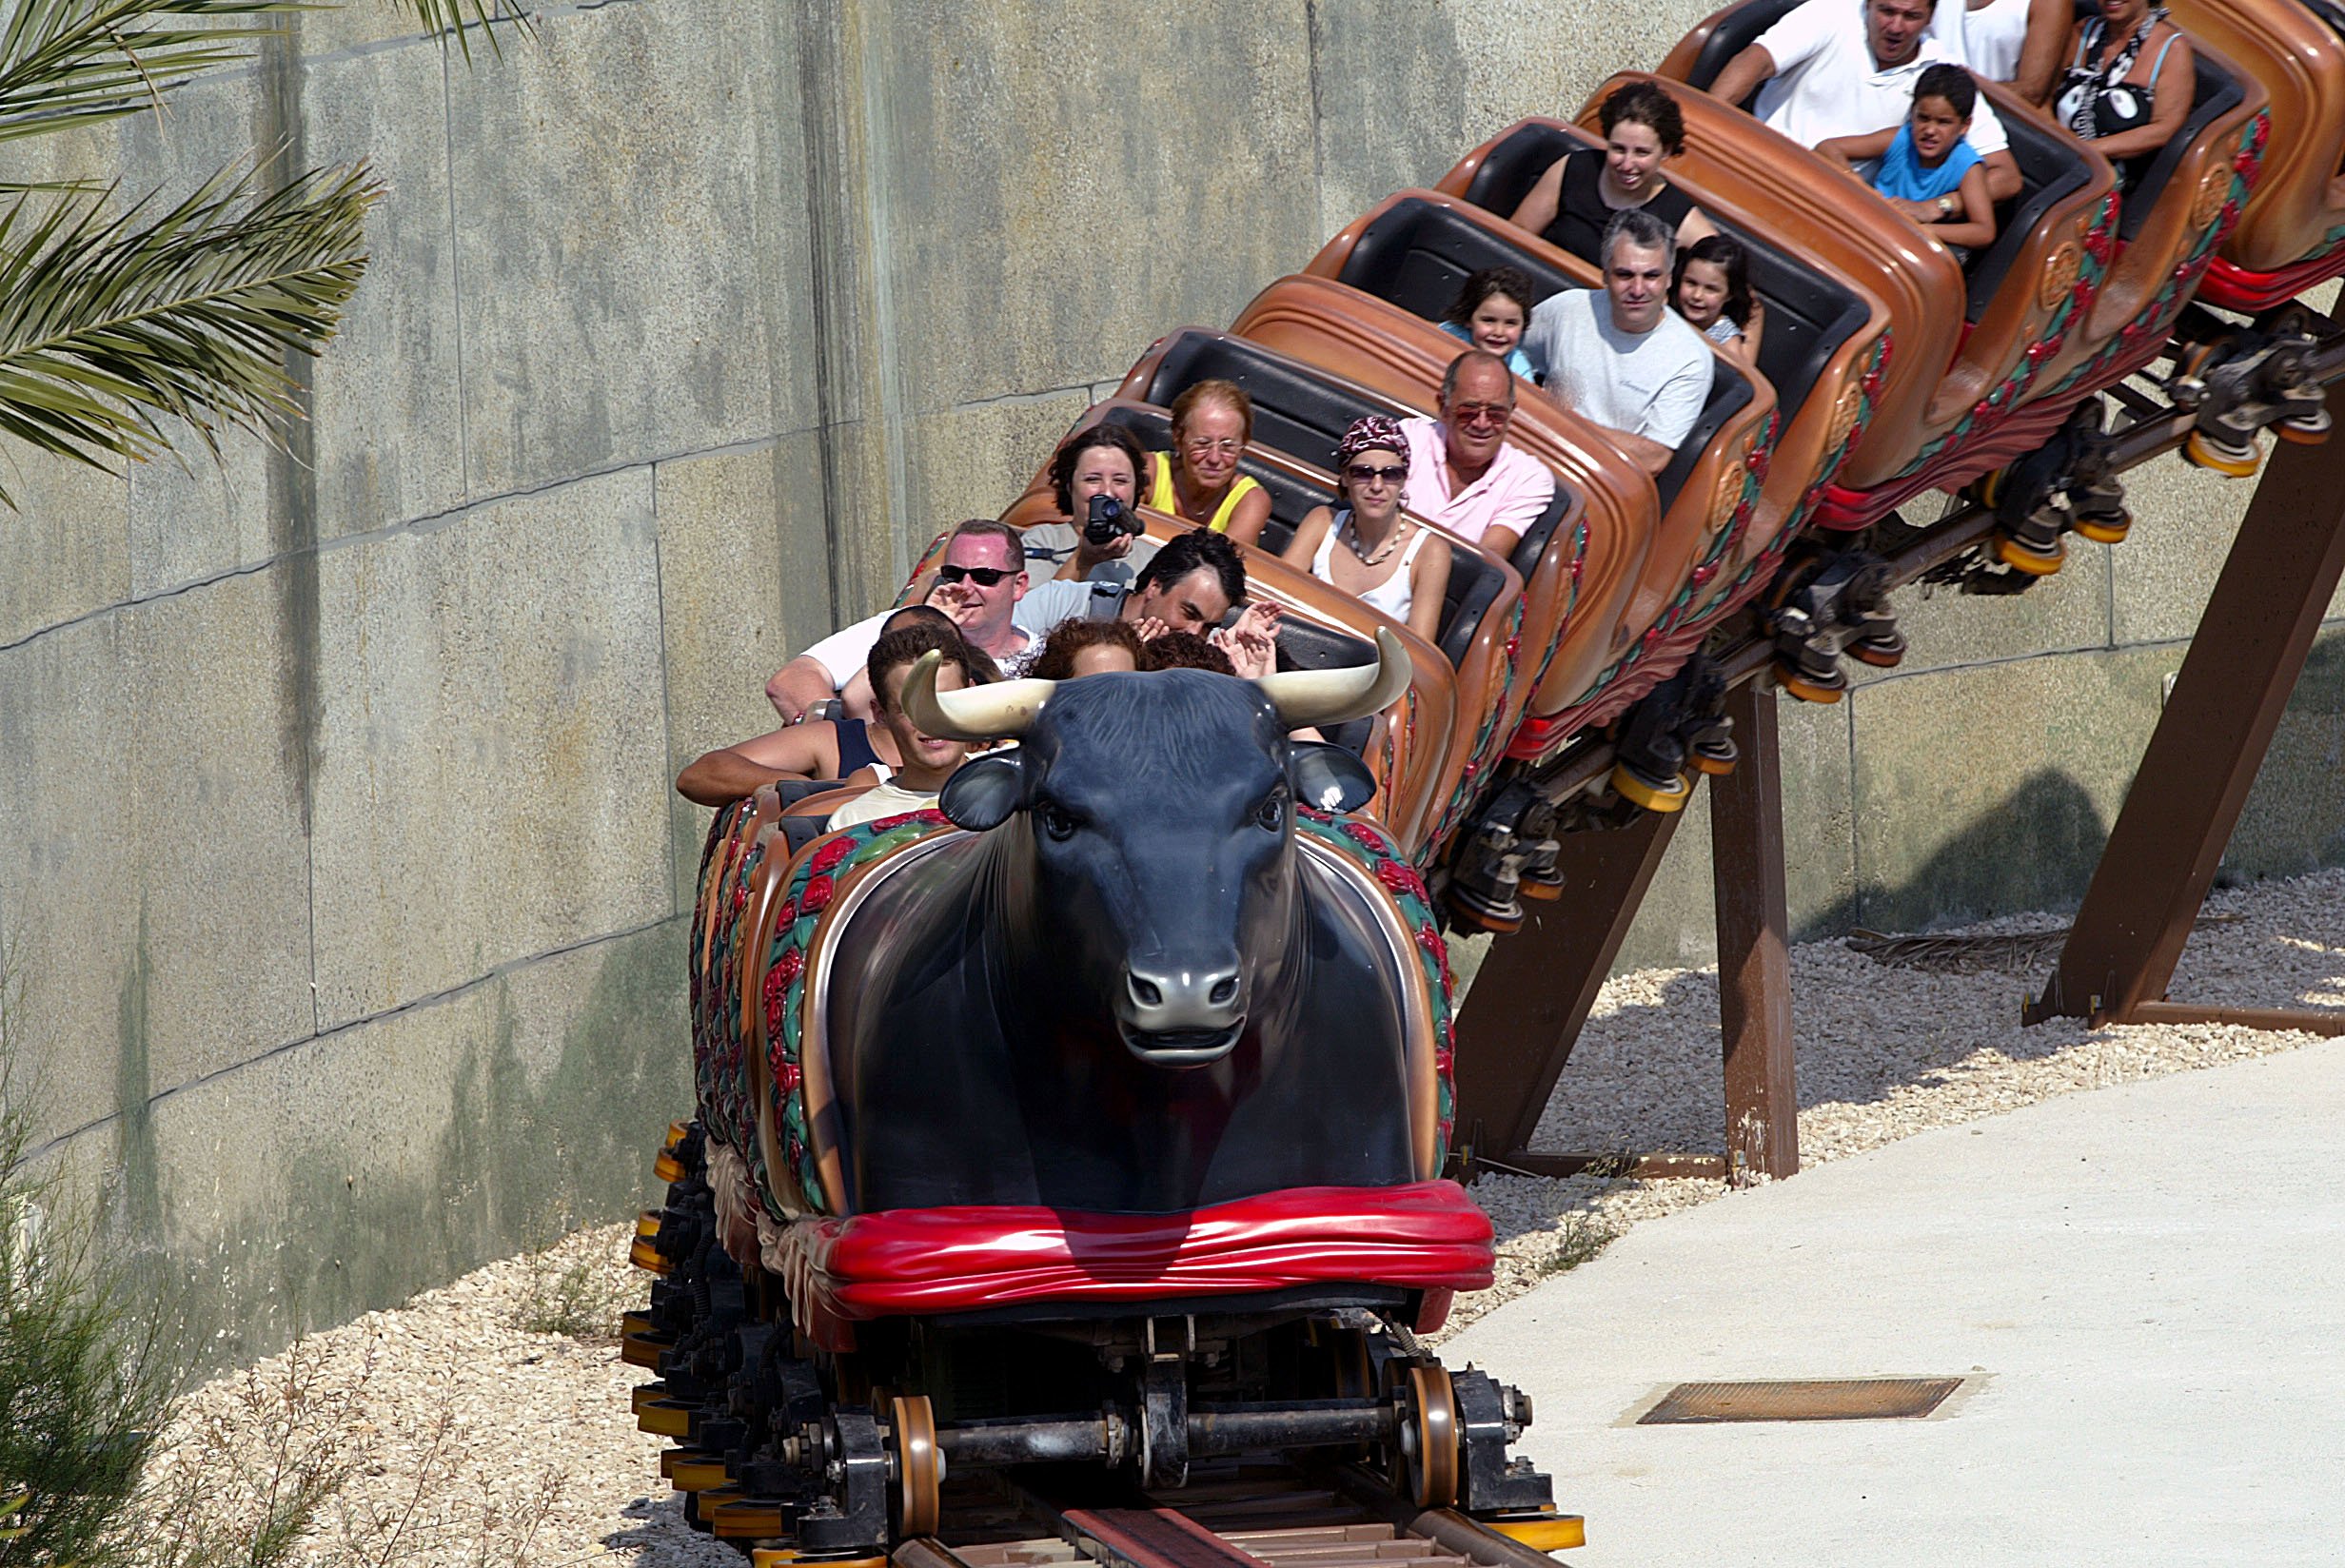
[{"xmin": 1817, "ymin": 64, "xmax": 1999, "ymax": 253}]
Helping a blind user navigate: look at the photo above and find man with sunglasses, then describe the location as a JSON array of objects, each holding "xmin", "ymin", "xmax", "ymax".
[
  {"xmin": 766, "ymin": 519, "xmax": 1035, "ymax": 722},
  {"xmin": 1398, "ymin": 349, "xmax": 1555, "ymax": 562}
]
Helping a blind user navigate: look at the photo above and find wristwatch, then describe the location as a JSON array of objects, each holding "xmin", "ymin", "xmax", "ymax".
[{"xmin": 1936, "ymin": 195, "xmax": 1956, "ymax": 217}]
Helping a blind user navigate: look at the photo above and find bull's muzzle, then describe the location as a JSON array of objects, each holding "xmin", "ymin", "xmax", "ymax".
[{"xmin": 1118, "ymin": 961, "xmax": 1246, "ymax": 1067}]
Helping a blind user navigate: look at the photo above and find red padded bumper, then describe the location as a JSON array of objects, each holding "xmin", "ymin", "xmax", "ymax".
[
  {"xmin": 775, "ymin": 1182, "xmax": 1493, "ymax": 1350},
  {"xmin": 2197, "ymin": 248, "xmax": 2345, "ymax": 316}
]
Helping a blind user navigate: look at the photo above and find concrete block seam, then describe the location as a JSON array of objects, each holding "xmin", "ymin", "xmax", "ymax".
[
  {"xmin": 0, "ymin": 440, "xmax": 791, "ymax": 660},
  {"xmin": 25, "ymin": 911, "xmax": 687, "ymax": 1166}
]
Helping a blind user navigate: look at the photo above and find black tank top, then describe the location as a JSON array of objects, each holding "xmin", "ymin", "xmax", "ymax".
[
  {"xmin": 835, "ymin": 718, "xmax": 883, "ymax": 777},
  {"xmin": 1540, "ymin": 149, "xmax": 1698, "ymax": 265}
]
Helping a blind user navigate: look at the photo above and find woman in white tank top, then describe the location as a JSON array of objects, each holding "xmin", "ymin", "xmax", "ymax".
[
  {"xmin": 1280, "ymin": 416, "xmax": 1454, "ymax": 645},
  {"xmin": 1933, "ymin": 0, "xmax": 2068, "ymax": 103}
]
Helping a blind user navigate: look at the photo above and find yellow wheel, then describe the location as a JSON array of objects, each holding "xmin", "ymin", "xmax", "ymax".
[
  {"xmin": 891, "ymin": 1396, "xmax": 942, "ymax": 1539},
  {"xmin": 1519, "ymin": 874, "xmax": 1564, "ymax": 902},
  {"xmin": 664, "ymin": 1121, "xmax": 690, "ymax": 1150},
  {"xmin": 1691, "ymin": 750, "xmax": 1737, "ymax": 777},
  {"xmin": 672, "ymin": 1458, "xmax": 731, "ymax": 1493},
  {"xmin": 636, "ymin": 1211, "xmax": 662, "ymax": 1241},
  {"xmin": 621, "ymin": 1332, "xmax": 670, "ymax": 1369},
  {"xmin": 629, "ymin": 1238, "xmax": 671, "ymax": 1275},
  {"xmin": 1994, "ymin": 533, "xmax": 2066, "ymax": 576},
  {"xmin": 2184, "ymin": 429, "xmax": 2261, "ymax": 477},
  {"xmin": 1404, "ymin": 1364, "xmax": 1461, "ymax": 1509},
  {"xmin": 1610, "ymin": 764, "xmax": 1693, "ymax": 814},
  {"xmin": 637, "ymin": 1399, "xmax": 693, "ymax": 1439},
  {"xmin": 2278, "ymin": 411, "xmax": 2333, "ymax": 445},
  {"xmin": 654, "ymin": 1150, "xmax": 687, "ymax": 1184},
  {"xmin": 633, "ymin": 1382, "xmax": 669, "ymax": 1416},
  {"xmin": 709, "ymin": 1497, "xmax": 787, "ymax": 1540},
  {"xmin": 1849, "ymin": 637, "xmax": 1906, "ymax": 669},
  {"xmin": 2074, "ymin": 512, "xmax": 2132, "ymax": 544},
  {"xmin": 1777, "ymin": 667, "xmax": 1845, "ymax": 705}
]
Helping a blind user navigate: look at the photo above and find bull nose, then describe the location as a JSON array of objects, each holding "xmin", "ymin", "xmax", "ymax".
[{"xmin": 1123, "ymin": 962, "xmax": 1246, "ymax": 1029}]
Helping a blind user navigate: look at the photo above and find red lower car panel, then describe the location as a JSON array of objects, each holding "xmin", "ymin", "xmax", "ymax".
[{"xmin": 776, "ymin": 1182, "xmax": 1493, "ymax": 1350}]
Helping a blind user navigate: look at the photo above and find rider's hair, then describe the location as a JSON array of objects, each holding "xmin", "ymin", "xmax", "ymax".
[
  {"xmin": 1598, "ymin": 81, "xmax": 1687, "ymax": 155},
  {"xmin": 1048, "ymin": 424, "xmax": 1151, "ymax": 515},
  {"xmin": 1140, "ymin": 631, "xmax": 1237, "ymax": 676},
  {"xmin": 868, "ymin": 622, "xmax": 981, "ymax": 715},
  {"xmin": 1914, "ymin": 62, "xmax": 1977, "ymax": 119},
  {"xmin": 1027, "ymin": 617, "xmax": 1146, "ymax": 681},
  {"xmin": 1133, "ymin": 527, "xmax": 1247, "ymax": 610},
  {"xmin": 1443, "ymin": 265, "xmax": 1536, "ymax": 330},
  {"xmin": 1601, "ymin": 205, "xmax": 1678, "ymax": 274},
  {"xmin": 947, "ymin": 518, "xmax": 1023, "ymax": 565}
]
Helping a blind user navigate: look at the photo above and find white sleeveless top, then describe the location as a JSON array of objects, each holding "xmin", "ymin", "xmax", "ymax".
[
  {"xmin": 1311, "ymin": 510, "xmax": 1431, "ymax": 625},
  {"xmin": 1963, "ymin": 0, "xmax": 2035, "ymax": 81}
]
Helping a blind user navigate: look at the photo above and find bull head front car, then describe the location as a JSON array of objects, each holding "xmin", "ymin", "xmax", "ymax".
[{"xmin": 901, "ymin": 628, "xmax": 1411, "ymax": 1068}]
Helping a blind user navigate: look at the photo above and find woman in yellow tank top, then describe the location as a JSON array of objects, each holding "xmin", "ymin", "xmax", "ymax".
[{"xmin": 1149, "ymin": 379, "xmax": 1271, "ymax": 545}]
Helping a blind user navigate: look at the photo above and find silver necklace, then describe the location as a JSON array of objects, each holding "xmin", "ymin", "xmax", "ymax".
[{"xmin": 1344, "ymin": 513, "xmax": 1410, "ymax": 567}]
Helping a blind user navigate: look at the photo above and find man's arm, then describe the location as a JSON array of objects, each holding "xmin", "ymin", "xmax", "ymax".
[
  {"xmin": 765, "ymin": 610, "xmax": 889, "ymax": 721},
  {"xmin": 1707, "ymin": 42, "xmax": 1778, "ymax": 110},
  {"xmin": 1601, "ymin": 427, "xmax": 1676, "ymax": 476},
  {"xmin": 766, "ymin": 657, "xmax": 838, "ymax": 722},
  {"xmin": 676, "ymin": 724, "xmax": 838, "ymax": 807}
]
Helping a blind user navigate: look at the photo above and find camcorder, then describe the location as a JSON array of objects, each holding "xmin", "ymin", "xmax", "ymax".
[{"xmin": 1083, "ymin": 493, "xmax": 1144, "ymax": 547}]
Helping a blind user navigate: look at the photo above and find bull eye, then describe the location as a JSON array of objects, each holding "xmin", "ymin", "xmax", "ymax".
[
  {"xmin": 1254, "ymin": 790, "xmax": 1288, "ymax": 833},
  {"xmin": 1034, "ymin": 799, "xmax": 1079, "ymax": 842}
]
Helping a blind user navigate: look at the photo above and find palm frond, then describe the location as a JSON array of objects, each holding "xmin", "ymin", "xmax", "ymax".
[
  {"xmin": 394, "ymin": 0, "xmax": 531, "ymax": 60},
  {"xmin": 0, "ymin": 1, "xmax": 300, "ymax": 158},
  {"xmin": 0, "ymin": 158, "xmax": 381, "ymax": 507}
]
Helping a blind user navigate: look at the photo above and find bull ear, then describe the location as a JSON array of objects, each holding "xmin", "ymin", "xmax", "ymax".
[
  {"xmin": 939, "ymin": 753, "xmax": 1026, "ymax": 831},
  {"xmin": 1286, "ymin": 742, "xmax": 1377, "ymax": 814}
]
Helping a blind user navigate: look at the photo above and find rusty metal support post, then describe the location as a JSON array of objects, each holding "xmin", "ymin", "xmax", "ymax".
[
  {"xmin": 1709, "ymin": 682, "xmax": 1800, "ymax": 1185},
  {"xmin": 1451, "ymin": 811, "xmax": 1684, "ymax": 1164},
  {"xmin": 2029, "ymin": 430, "xmax": 2345, "ymax": 1027}
]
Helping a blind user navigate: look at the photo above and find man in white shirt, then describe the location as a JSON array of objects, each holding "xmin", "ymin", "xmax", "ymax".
[
  {"xmin": 1709, "ymin": 0, "xmax": 2021, "ymax": 201},
  {"xmin": 765, "ymin": 519, "xmax": 1035, "ymax": 721},
  {"xmin": 1520, "ymin": 208, "xmax": 1715, "ymax": 477}
]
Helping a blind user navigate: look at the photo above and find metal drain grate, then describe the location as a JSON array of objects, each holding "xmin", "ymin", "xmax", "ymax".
[{"xmin": 1639, "ymin": 1377, "xmax": 1963, "ymax": 1424}]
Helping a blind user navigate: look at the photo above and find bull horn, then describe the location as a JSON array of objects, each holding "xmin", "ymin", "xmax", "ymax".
[
  {"xmin": 1252, "ymin": 626, "xmax": 1414, "ymax": 728},
  {"xmin": 899, "ymin": 650, "xmax": 1056, "ymax": 741}
]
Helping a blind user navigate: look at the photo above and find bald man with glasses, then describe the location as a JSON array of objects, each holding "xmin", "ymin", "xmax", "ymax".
[{"xmin": 1398, "ymin": 350, "xmax": 1555, "ymax": 561}]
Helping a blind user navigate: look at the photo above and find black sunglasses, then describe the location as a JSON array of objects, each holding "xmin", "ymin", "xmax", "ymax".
[{"xmin": 937, "ymin": 563, "xmax": 1016, "ymax": 586}]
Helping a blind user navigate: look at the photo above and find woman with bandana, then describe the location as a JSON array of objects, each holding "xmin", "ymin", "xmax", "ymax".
[{"xmin": 1280, "ymin": 416, "xmax": 1453, "ymax": 646}]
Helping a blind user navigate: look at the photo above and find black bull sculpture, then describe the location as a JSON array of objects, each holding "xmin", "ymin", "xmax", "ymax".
[{"xmin": 818, "ymin": 632, "xmax": 1433, "ymax": 1215}]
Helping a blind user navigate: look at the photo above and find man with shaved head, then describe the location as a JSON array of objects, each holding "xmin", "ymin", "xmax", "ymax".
[{"xmin": 1398, "ymin": 350, "xmax": 1555, "ymax": 561}]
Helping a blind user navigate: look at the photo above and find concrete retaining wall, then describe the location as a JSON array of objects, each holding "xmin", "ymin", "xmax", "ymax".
[{"xmin": 0, "ymin": 0, "xmax": 2334, "ymax": 1354}]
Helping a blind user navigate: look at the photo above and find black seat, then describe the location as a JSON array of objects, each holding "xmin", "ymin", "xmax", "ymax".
[
  {"xmin": 1673, "ymin": 0, "xmax": 2098, "ymax": 321},
  {"xmin": 1092, "ymin": 405, "xmax": 1508, "ymax": 668},
  {"xmin": 1969, "ymin": 102, "xmax": 2096, "ymax": 317},
  {"xmin": 1445, "ymin": 148, "xmax": 1867, "ymax": 430},
  {"xmin": 2115, "ymin": 51, "xmax": 2243, "ymax": 242},
  {"xmin": 1133, "ymin": 333, "xmax": 1576, "ymax": 587}
]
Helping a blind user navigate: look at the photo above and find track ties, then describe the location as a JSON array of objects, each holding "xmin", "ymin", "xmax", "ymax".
[{"xmin": 1057, "ymin": 1507, "xmax": 1279, "ymax": 1568}]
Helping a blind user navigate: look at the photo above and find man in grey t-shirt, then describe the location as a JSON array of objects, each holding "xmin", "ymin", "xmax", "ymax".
[{"xmin": 1520, "ymin": 207, "xmax": 1715, "ymax": 477}]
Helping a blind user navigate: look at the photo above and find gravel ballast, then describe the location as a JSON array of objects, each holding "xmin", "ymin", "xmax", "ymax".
[{"xmin": 153, "ymin": 868, "xmax": 2345, "ymax": 1565}]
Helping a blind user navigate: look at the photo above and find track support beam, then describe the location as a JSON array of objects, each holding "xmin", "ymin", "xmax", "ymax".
[
  {"xmin": 2027, "ymin": 430, "xmax": 2345, "ymax": 1029},
  {"xmin": 1710, "ymin": 682, "xmax": 1800, "ymax": 1185},
  {"xmin": 1452, "ymin": 812, "xmax": 1683, "ymax": 1167}
]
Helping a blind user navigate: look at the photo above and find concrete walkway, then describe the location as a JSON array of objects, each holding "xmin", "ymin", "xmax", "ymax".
[{"xmin": 1448, "ymin": 1040, "xmax": 2345, "ymax": 1566}]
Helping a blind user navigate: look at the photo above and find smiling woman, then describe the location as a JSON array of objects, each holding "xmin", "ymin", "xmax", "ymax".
[
  {"xmin": 1506, "ymin": 80, "xmax": 1717, "ymax": 261},
  {"xmin": 1146, "ymin": 379, "xmax": 1274, "ymax": 544}
]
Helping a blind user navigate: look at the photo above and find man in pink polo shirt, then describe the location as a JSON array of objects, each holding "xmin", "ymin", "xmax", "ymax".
[{"xmin": 1400, "ymin": 350, "xmax": 1555, "ymax": 562}]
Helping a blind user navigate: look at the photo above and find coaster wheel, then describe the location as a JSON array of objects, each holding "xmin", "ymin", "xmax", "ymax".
[
  {"xmin": 890, "ymin": 1395, "xmax": 941, "ymax": 1539},
  {"xmin": 1402, "ymin": 1364, "xmax": 1461, "ymax": 1509},
  {"xmin": 1610, "ymin": 765, "xmax": 1693, "ymax": 814},
  {"xmin": 1994, "ymin": 533, "xmax": 2067, "ymax": 577}
]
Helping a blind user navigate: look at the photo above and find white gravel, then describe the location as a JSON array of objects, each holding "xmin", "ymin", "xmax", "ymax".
[{"xmin": 149, "ymin": 869, "xmax": 2345, "ymax": 1564}]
